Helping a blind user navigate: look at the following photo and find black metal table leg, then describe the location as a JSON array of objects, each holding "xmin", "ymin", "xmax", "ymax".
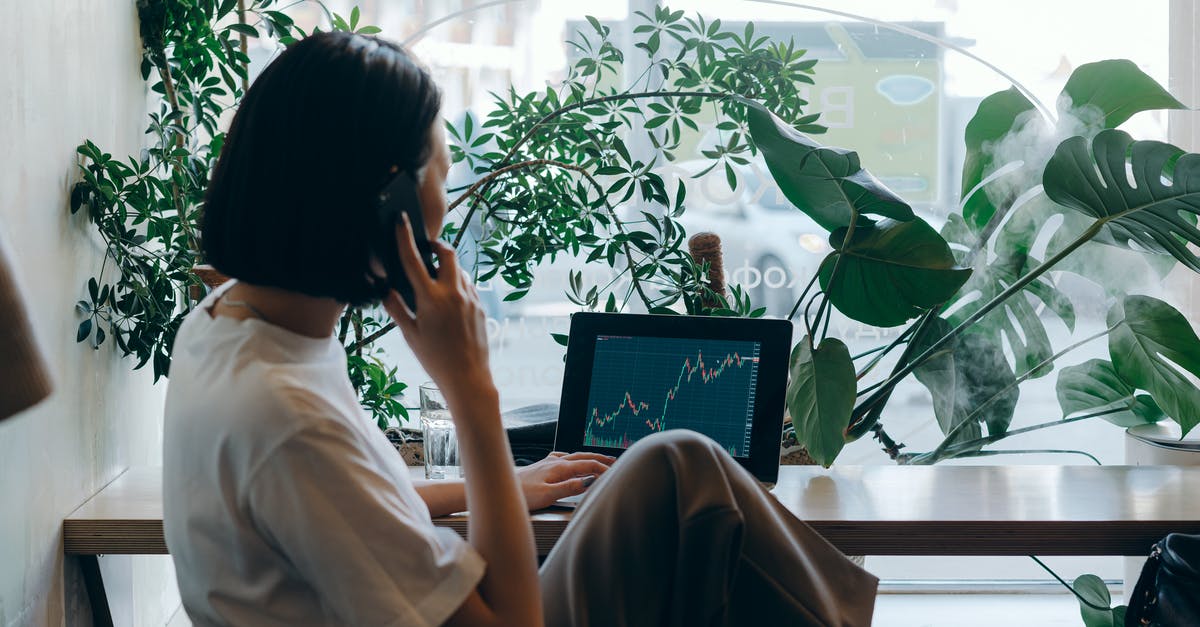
[{"xmin": 79, "ymin": 555, "xmax": 114, "ymax": 627}]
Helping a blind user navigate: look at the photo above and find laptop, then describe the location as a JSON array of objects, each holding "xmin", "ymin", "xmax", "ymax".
[{"xmin": 551, "ymin": 312, "xmax": 793, "ymax": 505}]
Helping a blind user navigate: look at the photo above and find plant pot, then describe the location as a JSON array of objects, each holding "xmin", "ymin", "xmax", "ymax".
[
  {"xmin": 1123, "ymin": 423, "xmax": 1200, "ymax": 601},
  {"xmin": 385, "ymin": 427, "xmax": 425, "ymax": 466}
]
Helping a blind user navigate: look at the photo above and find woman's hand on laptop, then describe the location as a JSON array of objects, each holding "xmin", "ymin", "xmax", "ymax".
[{"xmin": 516, "ymin": 452, "xmax": 616, "ymax": 510}]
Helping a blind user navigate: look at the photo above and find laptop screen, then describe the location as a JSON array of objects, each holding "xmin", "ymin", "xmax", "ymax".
[
  {"xmin": 555, "ymin": 312, "xmax": 791, "ymax": 482},
  {"xmin": 582, "ymin": 334, "xmax": 761, "ymax": 457}
]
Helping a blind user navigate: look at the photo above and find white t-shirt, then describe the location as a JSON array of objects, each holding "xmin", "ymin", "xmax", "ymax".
[{"xmin": 163, "ymin": 283, "xmax": 483, "ymax": 627}]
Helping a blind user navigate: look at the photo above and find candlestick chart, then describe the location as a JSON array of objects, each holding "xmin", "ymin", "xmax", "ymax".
[{"xmin": 582, "ymin": 335, "xmax": 760, "ymax": 456}]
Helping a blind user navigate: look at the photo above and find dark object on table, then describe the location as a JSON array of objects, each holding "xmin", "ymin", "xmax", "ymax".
[
  {"xmin": 385, "ymin": 404, "xmax": 559, "ymax": 467},
  {"xmin": 1127, "ymin": 533, "xmax": 1200, "ymax": 627},
  {"xmin": 504, "ymin": 403, "xmax": 559, "ymax": 466},
  {"xmin": 0, "ymin": 237, "xmax": 52, "ymax": 421}
]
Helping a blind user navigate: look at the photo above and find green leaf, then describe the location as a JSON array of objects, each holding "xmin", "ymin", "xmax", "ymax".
[
  {"xmin": 819, "ymin": 218, "xmax": 971, "ymax": 327},
  {"xmin": 1043, "ymin": 129, "xmax": 1200, "ymax": 271},
  {"xmin": 225, "ymin": 23, "xmax": 259, "ymax": 38},
  {"xmin": 960, "ymin": 87, "xmax": 1040, "ymax": 230},
  {"xmin": 1056, "ymin": 359, "xmax": 1164, "ymax": 427},
  {"xmin": 944, "ymin": 247, "xmax": 1072, "ymax": 378},
  {"xmin": 1072, "ymin": 574, "xmax": 1123, "ymax": 627},
  {"xmin": 785, "ymin": 336, "xmax": 855, "ymax": 467},
  {"xmin": 1060, "ymin": 59, "xmax": 1185, "ymax": 129},
  {"xmin": 551, "ymin": 333, "xmax": 569, "ymax": 347},
  {"xmin": 1108, "ymin": 295, "xmax": 1200, "ymax": 436},
  {"xmin": 910, "ymin": 317, "xmax": 1017, "ymax": 448},
  {"xmin": 1041, "ymin": 208, "xmax": 1179, "ymax": 295},
  {"xmin": 76, "ymin": 319, "xmax": 93, "ymax": 343},
  {"xmin": 741, "ymin": 98, "xmax": 914, "ymax": 231}
]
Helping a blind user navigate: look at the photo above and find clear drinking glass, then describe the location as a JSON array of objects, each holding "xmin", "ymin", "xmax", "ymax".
[{"xmin": 420, "ymin": 382, "xmax": 461, "ymax": 479}]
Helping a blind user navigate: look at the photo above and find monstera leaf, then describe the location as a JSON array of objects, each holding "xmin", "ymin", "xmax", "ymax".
[
  {"xmin": 945, "ymin": 250, "xmax": 1074, "ymax": 378},
  {"xmin": 1073, "ymin": 574, "xmax": 1127, "ymax": 627},
  {"xmin": 786, "ymin": 336, "xmax": 855, "ymax": 467},
  {"xmin": 1043, "ymin": 130, "xmax": 1200, "ymax": 271},
  {"xmin": 1056, "ymin": 359, "xmax": 1164, "ymax": 427},
  {"xmin": 818, "ymin": 218, "xmax": 971, "ymax": 327},
  {"xmin": 960, "ymin": 87, "xmax": 1041, "ymax": 231},
  {"xmin": 941, "ymin": 194, "xmax": 1076, "ymax": 378},
  {"xmin": 987, "ymin": 191, "xmax": 1179, "ymax": 296},
  {"xmin": 1059, "ymin": 59, "xmax": 1185, "ymax": 129},
  {"xmin": 1108, "ymin": 296, "xmax": 1200, "ymax": 436},
  {"xmin": 961, "ymin": 59, "xmax": 1184, "ymax": 234},
  {"xmin": 1043, "ymin": 211, "xmax": 1179, "ymax": 294},
  {"xmin": 909, "ymin": 317, "xmax": 1018, "ymax": 448},
  {"xmin": 741, "ymin": 98, "xmax": 913, "ymax": 231}
]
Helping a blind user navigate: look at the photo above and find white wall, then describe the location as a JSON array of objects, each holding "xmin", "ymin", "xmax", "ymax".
[{"xmin": 0, "ymin": 1, "xmax": 176, "ymax": 625}]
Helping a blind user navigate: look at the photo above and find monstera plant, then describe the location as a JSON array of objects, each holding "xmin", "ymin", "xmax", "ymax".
[{"xmin": 759, "ymin": 59, "xmax": 1200, "ymax": 470}]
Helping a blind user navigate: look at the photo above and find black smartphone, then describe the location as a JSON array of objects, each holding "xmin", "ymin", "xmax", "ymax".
[{"xmin": 375, "ymin": 170, "xmax": 437, "ymax": 312}]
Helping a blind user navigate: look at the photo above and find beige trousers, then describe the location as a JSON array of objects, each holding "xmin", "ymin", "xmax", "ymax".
[{"xmin": 540, "ymin": 430, "xmax": 878, "ymax": 627}]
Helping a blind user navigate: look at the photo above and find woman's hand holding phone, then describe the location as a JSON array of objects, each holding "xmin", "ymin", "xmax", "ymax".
[
  {"xmin": 386, "ymin": 215, "xmax": 544, "ymax": 627},
  {"xmin": 382, "ymin": 214, "xmax": 496, "ymax": 409}
]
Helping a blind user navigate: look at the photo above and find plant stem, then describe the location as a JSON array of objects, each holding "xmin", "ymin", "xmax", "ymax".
[
  {"xmin": 155, "ymin": 63, "xmax": 197, "ymax": 260},
  {"xmin": 848, "ymin": 220, "xmax": 1104, "ymax": 436},
  {"xmin": 449, "ymin": 159, "xmax": 570, "ymax": 246},
  {"xmin": 847, "ymin": 309, "xmax": 938, "ymax": 442},
  {"xmin": 920, "ymin": 321, "xmax": 1117, "ymax": 462},
  {"xmin": 855, "ymin": 324, "xmax": 917, "ymax": 380},
  {"xmin": 237, "ymin": 0, "xmax": 250, "ymax": 93},
  {"xmin": 871, "ymin": 423, "xmax": 904, "ymax": 459},
  {"xmin": 1029, "ymin": 556, "xmax": 1115, "ymax": 612},
  {"xmin": 951, "ymin": 449, "xmax": 1102, "ymax": 465},
  {"xmin": 908, "ymin": 407, "xmax": 1125, "ymax": 464},
  {"xmin": 787, "ymin": 271, "xmax": 820, "ymax": 321},
  {"xmin": 811, "ymin": 214, "xmax": 860, "ymax": 341}
]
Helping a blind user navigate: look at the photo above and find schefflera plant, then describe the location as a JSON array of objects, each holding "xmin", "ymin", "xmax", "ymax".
[{"xmin": 756, "ymin": 59, "xmax": 1200, "ymax": 468}]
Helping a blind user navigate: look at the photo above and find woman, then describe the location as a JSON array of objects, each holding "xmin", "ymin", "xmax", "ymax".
[{"xmin": 163, "ymin": 31, "xmax": 877, "ymax": 627}]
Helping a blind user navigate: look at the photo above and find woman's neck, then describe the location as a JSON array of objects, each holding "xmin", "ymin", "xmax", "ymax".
[{"xmin": 212, "ymin": 281, "xmax": 345, "ymax": 339}]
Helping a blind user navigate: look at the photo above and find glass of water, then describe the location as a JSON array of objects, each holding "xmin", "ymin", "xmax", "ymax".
[{"xmin": 420, "ymin": 382, "xmax": 461, "ymax": 479}]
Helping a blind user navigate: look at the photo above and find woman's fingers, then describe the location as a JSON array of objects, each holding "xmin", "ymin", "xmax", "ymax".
[
  {"xmin": 547, "ymin": 459, "xmax": 611, "ymax": 481},
  {"xmin": 548, "ymin": 475, "xmax": 596, "ymax": 500},
  {"xmin": 382, "ymin": 290, "xmax": 417, "ymax": 334},
  {"xmin": 394, "ymin": 215, "xmax": 436, "ymax": 295},
  {"xmin": 559, "ymin": 452, "xmax": 617, "ymax": 464},
  {"xmin": 433, "ymin": 240, "xmax": 459, "ymax": 286}
]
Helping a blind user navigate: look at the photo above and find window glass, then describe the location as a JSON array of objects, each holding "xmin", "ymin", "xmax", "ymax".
[{"xmin": 262, "ymin": 0, "xmax": 1192, "ymax": 585}]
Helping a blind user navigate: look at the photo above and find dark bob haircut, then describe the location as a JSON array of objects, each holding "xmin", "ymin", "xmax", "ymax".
[{"xmin": 202, "ymin": 31, "xmax": 442, "ymax": 306}]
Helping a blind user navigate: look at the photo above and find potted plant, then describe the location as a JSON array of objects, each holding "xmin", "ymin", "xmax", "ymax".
[
  {"xmin": 69, "ymin": 2, "xmax": 822, "ymax": 428},
  {"xmin": 751, "ymin": 58, "xmax": 1200, "ymax": 626}
]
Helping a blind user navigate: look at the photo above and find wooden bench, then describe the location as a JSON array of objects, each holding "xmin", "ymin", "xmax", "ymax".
[{"xmin": 65, "ymin": 465, "xmax": 1200, "ymax": 626}]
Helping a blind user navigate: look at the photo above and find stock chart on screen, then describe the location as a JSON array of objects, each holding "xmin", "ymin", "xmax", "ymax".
[{"xmin": 582, "ymin": 335, "xmax": 760, "ymax": 456}]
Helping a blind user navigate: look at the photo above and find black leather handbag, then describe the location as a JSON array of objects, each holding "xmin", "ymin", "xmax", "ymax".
[{"xmin": 1126, "ymin": 533, "xmax": 1200, "ymax": 626}]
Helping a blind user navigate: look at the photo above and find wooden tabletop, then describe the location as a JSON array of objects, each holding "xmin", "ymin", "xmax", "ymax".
[{"xmin": 63, "ymin": 465, "xmax": 1200, "ymax": 557}]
